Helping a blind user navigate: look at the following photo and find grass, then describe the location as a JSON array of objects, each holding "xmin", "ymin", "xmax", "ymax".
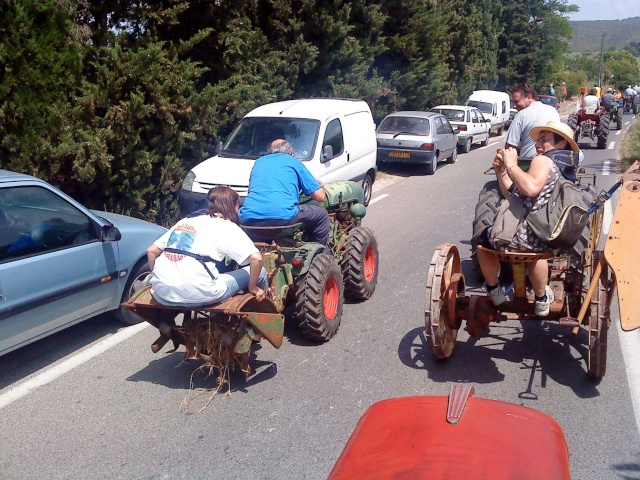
[{"xmin": 620, "ymin": 117, "xmax": 640, "ymax": 171}]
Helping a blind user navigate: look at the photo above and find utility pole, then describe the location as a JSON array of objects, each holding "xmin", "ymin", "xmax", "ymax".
[{"xmin": 598, "ymin": 30, "xmax": 606, "ymax": 89}]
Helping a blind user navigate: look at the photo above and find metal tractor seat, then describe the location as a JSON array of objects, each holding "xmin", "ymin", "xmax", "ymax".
[{"xmin": 241, "ymin": 222, "xmax": 305, "ymax": 243}]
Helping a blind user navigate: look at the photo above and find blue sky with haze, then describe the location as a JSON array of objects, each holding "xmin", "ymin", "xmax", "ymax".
[{"xmin": 567, "ymin": 0, "xmax": 638, "ymax": 21}]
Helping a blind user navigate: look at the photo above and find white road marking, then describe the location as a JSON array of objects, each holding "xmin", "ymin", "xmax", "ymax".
[
  {"xmin": 369, "ymin": 194, "xmax": 389, "ymax": 205},
  {"xmin": 603, "ymin": 160, "xmax": 611, "ymax": 175},
  {"xmin": 479, "ymin": 142, "xmax": 499, "ymax": 150},
  {"xmin": 616, "ymin": 130, "xmax": 622, "ymax": 136},
  {"xmin": 625, "ymin": 121, "xmax": 631, "ymax": 125},
  {"xmin": 0, "ymin": 322, "xmax": 149, "ymax": 410},
  {"xmin": 608, "ymin": 141, "xmax": 615, "ymax": 150}
]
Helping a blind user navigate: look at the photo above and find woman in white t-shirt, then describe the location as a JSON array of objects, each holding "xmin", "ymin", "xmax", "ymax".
[{"xmin": 146, "ymin": 187, "xmax": 267, "ymax": 306}]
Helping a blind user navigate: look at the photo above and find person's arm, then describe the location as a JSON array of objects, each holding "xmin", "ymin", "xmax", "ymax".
[
  {"xmin": 502, "ymin": 149, "xmax": 552, "ymax": 198},
  {"xmin": 147, "ymin": 244, "xmax": 163, "ymax": 271},
  {"xmin": 493, "ymin": 148, "xmax": 513, "ymax": 198},
  {"xmin": 309, "ymin": 185, "xmax": 326, "ymax": 202},
  {"xmin": 247, "ymin": 251, "xmax": 265, "ymax": 301}
]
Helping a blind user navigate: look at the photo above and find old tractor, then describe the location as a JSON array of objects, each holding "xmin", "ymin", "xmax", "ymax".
[
  {"xmin": 622, "ymin": 94, "xmax": 639, "ymax": 115},
  {"xmin": 567, "ymin": 106, "xmax": 610, "ymax": 149},
  {"xmin": 122, "ymin": 181, "xmax": 379, "ymax": 375},
  {"xmin": 604, "ymin": 101, "xmax": 623, "ymax": 131},
  {"xmin": 427, "ymin": 161, "xmax": 640, "ymax": 379}
]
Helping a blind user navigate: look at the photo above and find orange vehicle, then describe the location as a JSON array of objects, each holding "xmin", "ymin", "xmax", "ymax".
[{"xmin": 328, "ymin": 385, "xmax": 571, "ymax": 480}]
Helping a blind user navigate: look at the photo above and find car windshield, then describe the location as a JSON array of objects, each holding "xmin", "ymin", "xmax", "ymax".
[
  {"xmin": 431, "ymin": 109, "xmax": 465, "ymax": 122},
  {"xmin": 540, "ymin": 97, "xmax": 558, "ymax": 107},
  {"xmin": 221, "ymin": 117, "xmax": 320, "ymax": 160},
  {"xmin": 378, "ymin": 116, "xmax": 430, "ymax": 135},
  {"xmin": 466, "ymin": 101, "xmax": 492, "ymax": 115}
]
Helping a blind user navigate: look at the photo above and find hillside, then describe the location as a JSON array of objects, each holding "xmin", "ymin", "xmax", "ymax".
[{"xmin": 569, "ymin": 17, "xmax": 640, "ymax": 53}]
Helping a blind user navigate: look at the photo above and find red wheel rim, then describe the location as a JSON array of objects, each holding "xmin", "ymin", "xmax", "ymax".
[
  {"xmin": 364, "ymin": 245, "xmax": 376, "ymax": 282},
  {"xmin": 324, "ymin": 275, "xmax": 339, "ymax": 320}
]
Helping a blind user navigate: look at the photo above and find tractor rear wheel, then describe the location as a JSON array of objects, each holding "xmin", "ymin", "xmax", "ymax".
[
  {"xmin": 341, "ymin": 227, "xmax": 379, "ymax": 301},
  {"xmin": 426, "ymin": 244, "xmax": 463, "ymax": 359},
  {"xmin": 616, "ymin": 108, "xmax": 623, "ymax": 130},
  {"xmin": 295, "ymin": 254, "xmax": 344, "ymax": 342},
  {"xmin": 567, "ymin": 114, "xmax": 579, "ymax": 136},
  {"xmin": 471, "ymin": 182, "xmax": 502, "ymax": 281},
  {"xmin": 587, "ymin": 252, "xmax": 611, "ymax": 379},
  {"xmin": 596, "ymin": 115, "xmax": 609, "ymax": 149}
]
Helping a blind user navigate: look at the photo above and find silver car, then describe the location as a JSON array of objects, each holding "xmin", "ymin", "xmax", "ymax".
[
  {"xmin": 0, "ymin": 170, "xmax": 167, "ymax": 356},
  {"xmin": 376, "ymin": 111, "xmax": 458, "ymax": 175},
  {"xmin": 430, "ymin": 105, "xmax": 491, "ymax": 153}
]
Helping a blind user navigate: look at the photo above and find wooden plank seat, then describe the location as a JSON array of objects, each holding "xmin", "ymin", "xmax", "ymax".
[
  {"xmin": 240, "ymin": 222, "xmax": 305, "ymax": 242},
  {"xmin": 477, "ymin": 245, "xmax": 554, "ymax": 264},
  {"xmin": 121, "ymin": 285, "xmax": 285, "ymax": 349}
]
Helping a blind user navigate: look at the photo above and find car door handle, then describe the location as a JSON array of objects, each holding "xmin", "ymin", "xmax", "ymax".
[{"xmin": 347, "ymin": 153, "xmax": 350, "ymax": 161}]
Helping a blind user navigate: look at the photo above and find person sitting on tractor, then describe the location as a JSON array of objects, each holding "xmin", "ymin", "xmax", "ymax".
[
  {"xmin": 582, "ymin": 88, "xmax": 601, "ymax": 111},
  {"xmin": 505, "ymin": 84, "xmax": 560, "ymax": 169},
  {"xmin": 240, "ymin": 139, "xmax": 330, "ymax": 247},
  {"xmin": 476, "ymin": 121, "xmax": 580, "ymax": 317},
  {"xmin": 146, "ymin": 186, "xmax": 267, "ymax": 306},
  {"xmin": 602, "ymin": 88, "xmax": 617, "ymax": 111},
  {"xmin": 625, "ymin": 85, "xmax": 636, "ymax": 97}
]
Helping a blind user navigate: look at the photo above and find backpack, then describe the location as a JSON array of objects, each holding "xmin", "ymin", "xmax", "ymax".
[{"xmin": 526, "ymin": 176, "xmax": 596, "ymax": 249}]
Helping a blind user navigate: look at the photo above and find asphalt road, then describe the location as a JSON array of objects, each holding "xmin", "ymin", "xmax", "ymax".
[{"xmin": 1, "ymin": 113, "xmax": 639, "ymax": 480}]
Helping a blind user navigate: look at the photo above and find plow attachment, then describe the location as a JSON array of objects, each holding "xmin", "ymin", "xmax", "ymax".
[{"xmin": 122, "ymin": 286, "xmax": 284, "ymax": 374}]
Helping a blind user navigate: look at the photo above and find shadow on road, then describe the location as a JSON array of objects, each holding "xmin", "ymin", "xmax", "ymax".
[
  {"xmin": 126, "ymin": 343, "xmax": 278, "ymax": 393},
  {"xmin": 398, "ymin": 321, "xmax": 602, "ymax": 399}
]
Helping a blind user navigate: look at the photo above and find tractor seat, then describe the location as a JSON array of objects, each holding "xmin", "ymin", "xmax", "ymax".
[
  {"xmin": 241, "ymin": 222, "xmax": 306, "ymax": 242},
  {"xmin": 477, "ymin": 245, "xmax": 554, "ymax": 265}
]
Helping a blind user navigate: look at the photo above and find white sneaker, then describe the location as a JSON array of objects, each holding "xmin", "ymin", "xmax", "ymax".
[
  {"xmin": 534, "ymin": 286, "xmax": 555, "ymax": 317},
  {"xmin": 486, "ymin": 285, "xmax": 507, "ymax": 306}
]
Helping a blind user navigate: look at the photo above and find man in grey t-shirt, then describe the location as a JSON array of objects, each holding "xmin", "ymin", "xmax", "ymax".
[{"xmin": 505, "ymin": 84, "xmax": 560, "ymax": 167}]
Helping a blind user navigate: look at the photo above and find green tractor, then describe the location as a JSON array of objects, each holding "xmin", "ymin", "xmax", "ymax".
[{"xmin": 122, "ymin": 181, "xmax": 379, "ymax": 374}]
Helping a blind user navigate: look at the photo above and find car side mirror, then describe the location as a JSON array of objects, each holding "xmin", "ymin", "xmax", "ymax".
[
  {"xmin": 102, "ymin": 225, "xmax": 122, "ymax": 242},
  {"xmin": 322, "ymin": 144, "xmax": 334, "ymax": 163},
  {"xmin": 214, "ymin": 140, "xmax": 223, "ymax": 155}
]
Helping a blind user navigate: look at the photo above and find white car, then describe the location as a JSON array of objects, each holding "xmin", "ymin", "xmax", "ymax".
[{"xmin": 430, "ymin": 105, "xmax": 491, "ymax": 153}]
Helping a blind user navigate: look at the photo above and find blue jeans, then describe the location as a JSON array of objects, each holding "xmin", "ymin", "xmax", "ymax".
[
  {"xmin": 243, "ymin": 204, "xmax": 330, "ymax": 246},
  {"xmin": 217, "ymin": 265, "xmax": 268, "ymax": 302},
  {"xmin": 152, "ymin": 266, "xmax": 268, "ymax": 307}
]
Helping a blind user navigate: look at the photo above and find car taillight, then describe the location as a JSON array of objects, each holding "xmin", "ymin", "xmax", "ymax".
[
  {"xmin": 420, "ymin": 143, "xmax": 434, "ymax": 150},
  {"xmin": 458, "ymin": 125, "xmax": 467, "ymax": 131},
  {"xmin": 377, "ymin": 140, "xmax": 380, "ymax": 146}
]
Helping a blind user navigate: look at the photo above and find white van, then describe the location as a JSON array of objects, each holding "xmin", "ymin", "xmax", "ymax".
[
  {"xmin": 464, "ymin": 90, "xmax": 511, "ymax": 135},
  {"xmin": 178, "ymin": 98, "xmax": 378, "ymax": 215}
]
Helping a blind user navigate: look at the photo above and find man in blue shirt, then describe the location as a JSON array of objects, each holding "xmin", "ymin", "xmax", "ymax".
[{"xmin": 240, "ymin": 139, "xmax": 330, "ymax": 246}]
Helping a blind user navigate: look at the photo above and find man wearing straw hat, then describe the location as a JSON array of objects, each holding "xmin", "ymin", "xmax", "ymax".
[{"xmin": 478, "ymin": 120, "xmax": 580, "ymax": 317}]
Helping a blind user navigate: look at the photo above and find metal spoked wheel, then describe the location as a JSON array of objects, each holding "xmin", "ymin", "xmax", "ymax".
[
  {"xmin": 587, "ymin": 251, "xmax": 612, "ymax": 379},
  {"xmin": 425, "ymin": 243, "xmax": 464, "ymax": 359}
]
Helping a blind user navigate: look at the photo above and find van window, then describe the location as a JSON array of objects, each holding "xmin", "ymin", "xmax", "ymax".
[
  {"xmin": 222, "ymin": 117, "xmax": 320, "ymax": 160},
  {"xmin": 466, "ymin": 100, "xmax": 493, "ymax": 116},
  {"xmin": 323, "ymin": 119, "xmax": 344, "ymax": 157},
  {"xmin": 502, "ymin": 101, "xmax": 507, "ymax": 114}
]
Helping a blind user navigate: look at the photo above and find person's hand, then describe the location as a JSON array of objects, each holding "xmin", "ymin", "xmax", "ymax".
[
  {"xmin": 501, "ymin": 147, "xmax": 518, "ymax": 171},
  {"xmin": 493, "ymin": 148, "xmax": 507, "ymax": 174},
  {"xmin": 250, "ymin": 287, "xmax": 265, "ymax": 301}
]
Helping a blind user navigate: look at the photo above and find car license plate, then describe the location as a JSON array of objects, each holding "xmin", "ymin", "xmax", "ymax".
[{"xmin": 390, "ymin": 151, "xmax": 410, "ymax": 158}]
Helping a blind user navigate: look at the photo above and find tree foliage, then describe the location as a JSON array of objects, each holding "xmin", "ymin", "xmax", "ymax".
[{"xmin": 0, "ymin": 0, "xmax": 582, "ymax": 224}]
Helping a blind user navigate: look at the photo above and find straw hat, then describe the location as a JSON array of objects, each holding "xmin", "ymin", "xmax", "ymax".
[{"xmin": 530, "ymin": 120, "xmax": 579, "ymax": 152}]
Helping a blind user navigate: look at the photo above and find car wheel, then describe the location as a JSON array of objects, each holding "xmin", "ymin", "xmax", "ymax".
[
  {"xmin": 459, "ymin": 138, "xmax": 472, "ymax": 154},
  {"xmin": 114, "ymin": 260, "xmax": 150, "ymax": 325},
  {"xmin": 480, "ymin": 134, "xmax": 489, "ymax": 147},
  {"xmin": 425, "ymin": 152, "xmax": 438, "ymax": 175},
  {"xmin": 361, "ymin": 173, "xmax": 374, "ymax": 206},
  {"xmin": 447, "ymin": 146, "xmax": 458, "ymax": 164}
]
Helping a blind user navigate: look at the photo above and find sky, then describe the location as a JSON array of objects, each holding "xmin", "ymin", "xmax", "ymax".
[{"xmin": 567, "ymin": 0, "xmax": 638, "ymax": 21}]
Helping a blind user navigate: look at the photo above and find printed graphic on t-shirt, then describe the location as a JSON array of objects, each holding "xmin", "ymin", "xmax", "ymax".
[{"xmin": 165, "ymin": 223, "xmax": 196, "ymax": 261}]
